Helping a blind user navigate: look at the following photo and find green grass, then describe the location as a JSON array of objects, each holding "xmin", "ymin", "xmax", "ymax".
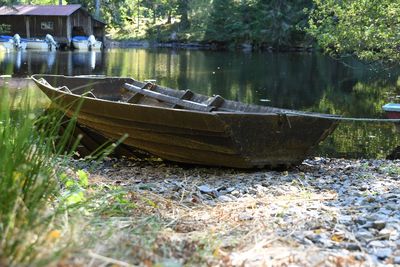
[
  {"xmin": 0, "ymin": 86, "xmax": 78, "ymax": 266},
  {"xmin": 0, "ymin": 84, "xmax": 151, "ymax": 266}
]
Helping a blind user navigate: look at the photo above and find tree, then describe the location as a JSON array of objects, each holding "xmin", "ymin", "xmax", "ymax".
[
  {"xmin": 251, "ymin": 0, "xmax": 312, "ymax": 47},
  {"xmin": 204, "ymin": 0, "xmax": 236, "ymax": 42},
  {"xmin": 176, "ymin": 0, "xmax": 189, "ymax": 29},
  {"xmin": 307, "ymin": 0, "xmax": 400, "ymax": 62}
]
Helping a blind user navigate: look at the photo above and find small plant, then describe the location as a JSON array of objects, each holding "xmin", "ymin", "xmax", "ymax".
[
  {"xmin": 384, "ymin": 165, "xmax": 400, "ymax": 176},
  {"xmin": 60, "ymin": 170, "xmax": 89, "ymax": 205}
]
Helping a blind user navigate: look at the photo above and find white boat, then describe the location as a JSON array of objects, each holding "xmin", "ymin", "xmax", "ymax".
[
  {"xmin": 25, "ymin": 34, "xmax": 58, "ymax": 50},
  {"xmin": 0, "ymin": 36, "xmax": 14, "ymax": 51},
  {"xmin": 72, "ymin": 35, "xmax": 102, "ymax": 51},
  {"xmin": 26, "ymin": 39, "xmax": 51, "ymax": 50},
  {"xmin": 0, "ymin": 35, "xmax": 26, "ymax": 51}
]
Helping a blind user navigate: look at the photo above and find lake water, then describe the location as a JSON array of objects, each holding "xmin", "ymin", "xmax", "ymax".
[{"xmin": 1, "ymin": 48, "xmax": 399, "ymax": 159}]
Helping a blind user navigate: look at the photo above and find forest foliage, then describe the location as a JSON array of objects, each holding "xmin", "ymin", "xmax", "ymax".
[
  {"xmin": 97, "ymin": 0, "xmax": 314, "ymax": 49},
  {"xmin": 1, "ymin": 0, "xmax": 314, "ymax": 49},
  {"xmin": 1, "ymin": 0, "xmax": 399, "ymax": 61},
  {"xmin": 307, "ymin": 0, "xmax": 400, "ymax": 62}
]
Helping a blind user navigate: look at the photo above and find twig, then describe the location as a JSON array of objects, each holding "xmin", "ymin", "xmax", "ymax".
[{"xmin": 88, "ymin": 250, "xmax": 132, "ymax": 267}]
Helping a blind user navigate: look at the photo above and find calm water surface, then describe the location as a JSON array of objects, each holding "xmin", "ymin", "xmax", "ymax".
[{"xmin": 1, "ymin": 48, "xmax": 400, "ymax": 159}]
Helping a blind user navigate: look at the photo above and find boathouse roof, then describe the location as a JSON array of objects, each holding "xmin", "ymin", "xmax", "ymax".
[{"xmin": 0, "ymin": 4, "xmax": 82, "ymax": 16}]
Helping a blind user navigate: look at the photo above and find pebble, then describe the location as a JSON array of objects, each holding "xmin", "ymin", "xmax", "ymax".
[
  {"xmin": 372, "ymin": 220, "xmax": 387, "ymax": 230},
  {"xmin": 369, "ymin": 240, "xmax": 388, "ymax": 248},
  {"xmin": 338, "ymin": 215, "xmax": 352, "ymax": 224},
  {"xmin": 197, "ymin": 185, "xmax": 214, "ymax": 194},
  {"xmin": 238, "ymin": 213, "xmax": 254, "ymax": 221},
  {"xmin": 341, "ymin": 242, "xmax": 361, "ymax": 251},
  {"xmin": 354, "ymin": 217, "xmax": 367, "ymax": 225},
  {"xmin": 374, "ymin": 248, "xmax": 392, "ymax": 259},
  {"xmin": 355, "ymin": 230, "xmax": 374, "ymax": 240},
  {"xmin": 83, "ymin": 157, "xmax": 400, "ymax": 265},
  {"xmin": 217, "ymin": 195, "xmax": 232, "ymax": 202}
]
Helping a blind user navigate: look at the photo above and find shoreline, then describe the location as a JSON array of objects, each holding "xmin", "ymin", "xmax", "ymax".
[
  {"xmin": 104, "ymin": 38, "xmax": 315, "ymax": 52},
  {"xmin": 68, "ymin": 156, "xmax": 400, "ymax": 266}
]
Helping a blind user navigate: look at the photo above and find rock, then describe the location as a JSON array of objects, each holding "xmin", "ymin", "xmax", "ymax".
[
  {"xmin": 364, "ymin": 196, "xmax": 376, "ymax": 203},
  {"xmin": 374, "ymin": 248, "xmax": 392, "ymax": 259},
  {"xmin": 341, "ymin": 242, "xmax": 361, "ymax": 251},
  {"xmin": 354, "ymin": 217, "xmax": 367, "ymax": 225},
  {"xmin": 338, "ymin": 215, "xmax": 352, "ymax": 224},
  {"xmin": 361, "ymin": 221, "xmax": 374, "ymax": 229},
  {"xmin": 231, "ymin": 190, "xmax": 241, "ymax": 197},
  {"xmin": 372, "ymin": 220, "xmax": 387, "ymax": 230},
  {"xmin": 225, "ymin": 187, "xmax": 235, "ymax": 193},
  {"xmin": 359, "ymin": 184, "xmax": 369, "ymax": 191},
  {"xmin": 378, "ymin": 208, "xmax": 392, "ymax": 216},
  {"xmin": 197, "ymin": 185, "xmax": 214, "ymax": 193},
  {"xmin": 238, "ymin": 213, "xmax": 254, "ymax": 221},
  {"xmin": 354, "ymin": 254, "xmax": 366, "ymax": 261},
  {"xmin": 385, "ymin": 203, "xmax": 398, "ymax": 211},
  {"xmin": 217, "ymin": 195, "xmax": 232, "ymax": 202},
  {"xmin": 368, "ymin": 240, "xmax": 388, "ymax": 248},
  {"xmin": 379, "ymin": 227, "xmax": 398, "ymax": 240},
  {"xmin": 355, "ymin": 229, "xmax": 374, "ymax": 240}
]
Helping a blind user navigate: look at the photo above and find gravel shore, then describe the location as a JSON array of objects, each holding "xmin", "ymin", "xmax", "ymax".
[{"xmin": 79, "ymin": 157, "xmax": 400, "ymax": 266}]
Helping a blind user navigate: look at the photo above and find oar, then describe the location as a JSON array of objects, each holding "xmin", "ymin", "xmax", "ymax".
[{"xmin": 123, "ymin": 83, "xmax": 216, "ymax": 112}]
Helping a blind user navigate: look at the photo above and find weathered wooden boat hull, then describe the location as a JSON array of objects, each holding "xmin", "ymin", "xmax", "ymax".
[
  {"xmin": 31, "ymin": 74, "xmax": 339, "ymax": 168},
  {"xmin": 57, "ymin": 113, "xmax": 143, "ymax": 158}
]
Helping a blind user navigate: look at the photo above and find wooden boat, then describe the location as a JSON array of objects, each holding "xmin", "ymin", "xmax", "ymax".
[{"xmin": 31, "ymin": 74, "xmax": 339, "ymax": 168}]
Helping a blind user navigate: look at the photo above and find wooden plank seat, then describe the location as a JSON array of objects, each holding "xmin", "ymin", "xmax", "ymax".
[
  {"xmin": 126, "ymin": 82, "xmax": 157, "ymax": 104},
  {"xmin": 123, "ymin": 83, "xmax": 226, "ymax": 112}
]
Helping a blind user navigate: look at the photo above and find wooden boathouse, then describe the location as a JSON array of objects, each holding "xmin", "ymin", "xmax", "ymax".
[{"xmin": 0, "ymin": 4, "xmax": 105, "ymax": 47}]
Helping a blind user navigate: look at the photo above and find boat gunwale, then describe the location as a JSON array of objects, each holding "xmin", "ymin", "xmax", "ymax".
[{"xmin": 31, "ymin": 74, "xmax": 341, "ymax": 118}]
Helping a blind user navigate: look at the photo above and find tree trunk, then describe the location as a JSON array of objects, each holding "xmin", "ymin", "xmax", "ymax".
[
  {"xmin": 152, "ymin": 4, "xmax": 156, "ymax": 24},
  {"xmin": 95, "ymin": 0, "xmax": 101, "ymax": 18},
  {"xmin": 177, "ymin": 0, "xmax": 190, "ymax": 29},
  {"xmin": 167, "ymin": 10, "xmax": 172, "ymax": 24},
  {"xmin": 137, "ymin": 0, "xmax": 140, "ymax": 28}
]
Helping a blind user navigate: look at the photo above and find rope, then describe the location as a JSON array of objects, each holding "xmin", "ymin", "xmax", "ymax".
[{"xmin": 282, "ymin": 111, "xmax": 400, "ymax": 123}]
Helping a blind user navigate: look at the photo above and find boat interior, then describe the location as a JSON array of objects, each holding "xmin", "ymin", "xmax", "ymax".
[{"xmin": 33, "ymin": 74, "xmax": 339, "ymax": 116}]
